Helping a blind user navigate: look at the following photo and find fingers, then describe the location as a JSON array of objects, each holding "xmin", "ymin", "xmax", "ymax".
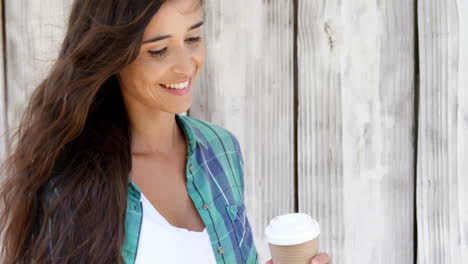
[
  {"xmin": 311, "ymin": 253, "xmax": 331, "ymax": 264},
  {"xmin": 266, "ymin": 253, "xmax": 330, "ymax": 264}
]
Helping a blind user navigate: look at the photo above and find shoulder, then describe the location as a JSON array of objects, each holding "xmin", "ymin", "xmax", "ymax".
[
  {"xmin": 178, "ymin": 115, "xmax": 241, "ymax": 149},
  {"xmin": 180, "ymin": 115, "xmax": 246, "ymax": 200}
]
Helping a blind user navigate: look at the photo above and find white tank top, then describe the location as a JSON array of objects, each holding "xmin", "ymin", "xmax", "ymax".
[{"xmin": 135, "ymin": 192, "xmax": 217, "ymax": 264}]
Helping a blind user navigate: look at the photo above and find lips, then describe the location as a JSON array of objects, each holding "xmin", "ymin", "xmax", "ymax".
[
  {"xmin": 159, "ymin": 77, "xmax": 192, "ymax": 88},
  {"xmin": 160, "ymin": 79, "xmax": 190, "ymax": 89},
  {"xmin": 159, "ymin": 77, "xmax": 192, "ymax": 96},
  {"xmin": 160, "ymin": 78, "xmax": 190, "ymax": 85}
]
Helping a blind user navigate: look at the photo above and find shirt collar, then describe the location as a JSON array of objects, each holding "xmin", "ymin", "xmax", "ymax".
[
  {"xmin": 127, "ymin": 114, "xmax": 209, "ymax": 186},
  {"xmin": 175, "ymin": 113, "xmax": 209, "ymax": 152}
]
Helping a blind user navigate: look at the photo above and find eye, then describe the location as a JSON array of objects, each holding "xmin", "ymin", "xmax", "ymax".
[
  {"xmin": 186, "ymin": 36, "xmax": 202, "ymax": 43},
  {"xmin": 148, "ymin": 37, "xmax": 202, "ymax": 58},
  {"xmin": 148, "ymin": 47, "xmax": 168, "ymax": 57}
]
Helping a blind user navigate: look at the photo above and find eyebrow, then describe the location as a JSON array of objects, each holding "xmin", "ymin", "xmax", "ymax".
[{"xmin": 142, "ymin": 21, "xmax": 204, "ymax": 44}]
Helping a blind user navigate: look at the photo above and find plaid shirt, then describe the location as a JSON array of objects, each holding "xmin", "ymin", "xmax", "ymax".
[{"xmin": 122, "ymin": 114, "xmax": 260, "ymax": 264}]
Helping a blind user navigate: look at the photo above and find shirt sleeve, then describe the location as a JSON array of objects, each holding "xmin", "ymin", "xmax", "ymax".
[{"xmin": 230, "ymin": 133, "xmax": 245, "ymax": 203}]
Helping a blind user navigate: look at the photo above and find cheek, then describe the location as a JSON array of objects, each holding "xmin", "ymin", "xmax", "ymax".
[
  {"xmin": 119, "ymin": 65, "xmax": 157, "ymax": 103},
  {"xmin": 195, "ymin": 44, "xmax": 206, "ymax": 65},
  {"xmin": 141, "ymin": 66, "xmax": 162, "ymax": 86},
  {"xmin": 118, "ymin": 73, "xmax": 136, "ymax": 100},
  {"xmin": 126, "ymin": 60, "xmax": 166, "ymax": 87}
]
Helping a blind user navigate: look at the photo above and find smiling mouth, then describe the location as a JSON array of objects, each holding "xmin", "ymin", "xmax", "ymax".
[{"xmin": 160, "ymin": 78, "xmax": 191, "ymax": 90}]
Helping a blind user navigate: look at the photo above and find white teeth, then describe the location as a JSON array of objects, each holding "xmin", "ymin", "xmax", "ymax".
[{"xmin": 161, "ymin": 79, "xmax": 190, "ymax": 89}]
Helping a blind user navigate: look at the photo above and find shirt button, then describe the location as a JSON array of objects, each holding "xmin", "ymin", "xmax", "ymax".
[
  {"xmin": 189, "ymin": 163, "xmax": 193, "ymax": 170},
  {"xmin": 217, "ymin": 247, "xmax": 224, "ymax": 254},
  {"xmin": 202, "ymin": 203, "xmax": 209, "ymax": 210}
]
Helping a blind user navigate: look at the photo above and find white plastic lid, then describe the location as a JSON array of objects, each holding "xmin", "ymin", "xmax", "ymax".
[{"xmin": 264, "ymin": 213, "xmax": 320, "ymax": 246}]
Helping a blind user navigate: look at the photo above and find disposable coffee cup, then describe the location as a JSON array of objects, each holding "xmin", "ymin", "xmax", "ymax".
[{"xmin": 264, "ymin": 213, "xmax": 320, "ymax": 264}]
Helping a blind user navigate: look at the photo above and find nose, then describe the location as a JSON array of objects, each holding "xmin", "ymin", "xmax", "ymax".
[{"xmin": 172, "ymin": 49, "xmax": 194, "ymax": 77}]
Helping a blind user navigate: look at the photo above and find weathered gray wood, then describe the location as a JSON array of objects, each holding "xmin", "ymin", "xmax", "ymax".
[
  {"xmin": 0, "ymin": 0, "xmax": 7, "ymax": 160},
  {"xmin": 459, "ymin": 1, "xmax": 468, "ymax": 262},
  {"xmin": 4, "ymin": 0, "xmax": 70, "ymax": 133},
  {"xmin": 298, "ymin": 1, "xmax": 415, "ymax": 263},
  {"xmin": 3, "ymin": 0, "xmax": 468, "ymax": 262},
  {"xmin": 190, "ymin": 1, "xmax": 295, "ymax": 262},
  {"xmin": 417, "ymin": 0, "xmax": 468, "ymax": 262}
]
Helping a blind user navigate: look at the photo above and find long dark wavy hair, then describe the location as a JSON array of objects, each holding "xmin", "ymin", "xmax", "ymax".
[{"xmin": 0, "ymin": 0, "xmax": 202, "ymax": 263}]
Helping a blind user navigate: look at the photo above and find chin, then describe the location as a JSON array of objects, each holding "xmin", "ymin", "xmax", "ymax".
[{"xmin": 170, "ymin": 102, "xmax": 192, "ymax": 115}]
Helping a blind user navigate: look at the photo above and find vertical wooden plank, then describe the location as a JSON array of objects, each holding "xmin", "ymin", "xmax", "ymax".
[
  {"xmin": 190, "ymin": 1, "xmax": 295, "ymax": 262},
  {"xmin": 458, "ymin": 0, "xmax": 468, "ymax": 261},
  {"xmin": 4, "ymin": 0, "xmax": 70, "ymax": 133},
  {"xmin": 417, "ymin": 0, "xmax": 468, "ymax": 262},
  {"xmin": 0, "ymin": 0, "xmax": 7, "ymax": 160},
  {"xmin": 298, "ymin": 1, "xmax": 415, "ymax": 263}
]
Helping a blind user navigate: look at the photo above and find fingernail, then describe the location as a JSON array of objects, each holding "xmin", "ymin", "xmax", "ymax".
[{"xmin": 312, "ymin": 260, "xmax": 319, "ymax": 264}]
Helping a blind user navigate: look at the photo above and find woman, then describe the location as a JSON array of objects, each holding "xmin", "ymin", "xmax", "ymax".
[{"xmin": 0, "ymin": 0, "xmax": 330, "ymax": 263}]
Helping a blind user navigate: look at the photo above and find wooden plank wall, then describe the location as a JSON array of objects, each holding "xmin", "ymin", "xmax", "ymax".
[
  {"xmin": 459, "ymin": 1, "xmax": 468, "ymax": 261},
  {"xmin": 417, "ymin": 0, "xmax": 468, "ymax": 263},
  {"xmin": 1, "ymin": 0, "xmax": 467, "ymax": 263},
  {"xmin": 297, "ymin": 0, "xmax": 415, "ymax": 263},
  {"xmin": 0, "ymin": 0, "xmax": 6, "ymax": 160},
  {"xmin": 191, "ymin": 1, "xmax": 295, "ymax": 262},
  {"xmin": 4, "ymin": 0, "xmax": 70, "ymax": 134}
]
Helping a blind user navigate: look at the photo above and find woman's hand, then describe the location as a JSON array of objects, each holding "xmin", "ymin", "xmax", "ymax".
[
  {"xmin": 264, "ymin": 252, "xmax": 330, "ymax": 264},
  {"xmin": 309, "ymin": 253, "xmax": 330, "ymax": 264}
]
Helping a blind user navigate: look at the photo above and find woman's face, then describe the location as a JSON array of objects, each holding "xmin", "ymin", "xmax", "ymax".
[{"xmin": 118, "ymin": 0, "xmax": 205, "ymax": 114}]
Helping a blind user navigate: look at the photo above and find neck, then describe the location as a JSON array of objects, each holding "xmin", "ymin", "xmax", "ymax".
[{"xmin": 127, "ymin": 109, "xmax": 183, "ymax": 155}]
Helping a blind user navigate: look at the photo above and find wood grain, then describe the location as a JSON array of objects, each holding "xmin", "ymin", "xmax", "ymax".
[
  {"xmin": 2, "ymin": 0, "xmax": 468, "ymax": 262},
  {"xmin": 298, "ymin": 1, "xmax": 415, "ymax": 263},
  {"xmin": 4, "ymin": 0, "xmax": 70, "ymax": 133},
  {"xmin": 458, "ymin": 0, "xmax": 468, "ymax": 261},
  {"xmin": 417, "ymin": 0, "xmax": 468, "ymax": 262},
  {"xmin": 189, "ymin": 1, "xmax": 295, "ymax": 262},
  {"xmin": 0, "ymin": 0, "xmax": 7, "ymax": 160}
]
